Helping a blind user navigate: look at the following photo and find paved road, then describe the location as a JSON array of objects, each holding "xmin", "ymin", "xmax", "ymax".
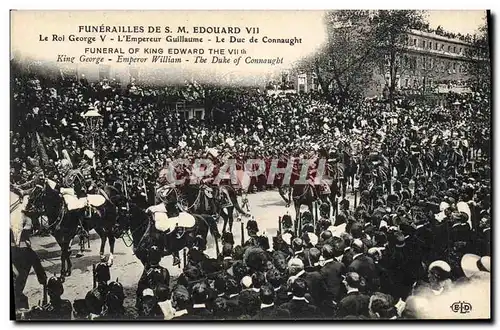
[{"xmin": 19, "ymin": 188, "xmax": 356, "ymax": 310}]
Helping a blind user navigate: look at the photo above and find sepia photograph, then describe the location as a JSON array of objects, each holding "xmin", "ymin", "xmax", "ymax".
[{"xmin": 9, "ymin": 9, "xmax": 491, "ymax": 321}]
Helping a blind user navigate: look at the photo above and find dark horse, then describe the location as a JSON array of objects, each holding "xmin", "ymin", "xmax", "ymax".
[
  {"xmin": 278, "ymin": 183, "xmax": 318, "ymax": 235},
  {"xmin": 25, "ymin": 180, "xmax": 92, "ymax": 277},
  {"xmin": 91, "ymin": 185, "xmax": 126, "ymax": 265},
  {"xmin": 26, "ymin": 180, "xmax": 123, "ymax": 276},
  {"xmin": 182, "ymin": 183, "xmax": 249, "ymax": 234},
  {"xmin": 115, "ymin": 189, "xmax": 219, "ymax": 266}
]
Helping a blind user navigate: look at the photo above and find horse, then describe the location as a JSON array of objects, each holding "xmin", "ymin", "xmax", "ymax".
[
  {"xmin": 10, "ymin": 190, "xmax": 26, "ymax": 246},
  {"xmin": 116, "ymin": 199, "xmax": 219, "ymax": 267},
  {"xmin": 24, "ymin": 179, "xmax": 92, "ymax": 277},
  {"xmin": 393, "ymin": 149, "xmax": 413, "ymax": 180},
  {"xmin": 278, "ymin": 183, "xmax": 317, "ymax": 235},
  {"xmin": 182, "ymin": 182, "xmax": 249, "ymax": 234},
  {"xmin": 91, "ymin": 184, "xmax": 127, "ymax": 265}
]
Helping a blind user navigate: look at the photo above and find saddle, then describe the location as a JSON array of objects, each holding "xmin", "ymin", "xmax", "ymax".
[
  {"xmin": 147, "ymin": 203, "xmax": 196, "ymax": 234},
  {"xmin": 60, "ymin": 188, "xmax": 106, "ymax": 211},
  {"xmin": 60, "ymin": 188, "xmax": 87, "ymax": 211}
]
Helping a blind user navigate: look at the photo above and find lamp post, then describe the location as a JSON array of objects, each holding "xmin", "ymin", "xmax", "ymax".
[{"xmin": 82, "ymin": 106, "xmax": 102, "ymax": 169}]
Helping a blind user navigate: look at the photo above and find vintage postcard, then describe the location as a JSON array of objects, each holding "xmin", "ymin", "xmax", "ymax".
[{"xmin": 10, "ymin": 10, "xmax": 491, "ymax": 321}]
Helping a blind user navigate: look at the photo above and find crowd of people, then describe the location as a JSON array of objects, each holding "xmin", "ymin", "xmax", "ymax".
[{"xmin": 11, "ymin": 68, "xmax": 491, "ymax": 320}]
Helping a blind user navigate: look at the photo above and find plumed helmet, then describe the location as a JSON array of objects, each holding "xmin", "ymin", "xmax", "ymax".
[
  {"xmin": 94, "ymin": 262, "xmax": 111, "ymax": 283},
  {"xmin": 246, "ymin": 219, "xmax": 259, "ymax": 233},
  {"xmin": 46, "ymin": 276, "xmax": 64, "ymax": 296},
  {"xmin": 106, "ymin": 281, "xmax": 125, "ymax": 305},
  {"xmin": 222, "ymin": 232, "xmax": 235, "ymax": 246}
]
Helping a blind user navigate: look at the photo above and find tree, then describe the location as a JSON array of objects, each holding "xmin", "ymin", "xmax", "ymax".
[
  {"xmin": 297, "ymin": 10, "xmax": 378, "ymax": 111},
  {"xmin": 372, "ymin": 10, "xmax": 424, "ymax": 110},
  {"xmin": 466, "ymin": 16, "xmax": 491, "ymax": 93}
]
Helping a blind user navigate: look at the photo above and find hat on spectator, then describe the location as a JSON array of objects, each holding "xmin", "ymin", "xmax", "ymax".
[
  {"xmin": 241, "ymin": 275, "xmax": 253, "ymax": 289},
  {"xmin": 461, "ymin": 254, "xmax": 490, "ymax": 278},
  {"xmin": 428, "ymin": 260, "xmax": 451, "ymax": 274},
  {"xmin": 142, "ymin": 288, "xmax": 154, "ymax": 297}
]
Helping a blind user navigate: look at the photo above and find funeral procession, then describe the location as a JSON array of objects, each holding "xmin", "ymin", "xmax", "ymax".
[{"xmin": 10, "ymin": 10, "xmax": 491, "ymax": 321}]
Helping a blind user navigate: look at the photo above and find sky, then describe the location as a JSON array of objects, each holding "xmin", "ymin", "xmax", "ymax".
[{"xmin": 425, "ymin": 10, "xmax": 487, "ymax": 35}]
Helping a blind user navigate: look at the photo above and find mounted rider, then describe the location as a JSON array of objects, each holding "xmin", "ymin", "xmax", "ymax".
[
  {"xmin": 50, "ymin": 150, "xmax": 104, "ymax": 220},
  {"xmin": 148, "ymin": 163, "xmax": 198, "ymax": 267},
  {"xmin": 79, "ymin": 150, "xmax": 98, "ymax": 194},
  {"xmin": 308, "ymin": 147, "xmax": 332, "ymax": 200}
]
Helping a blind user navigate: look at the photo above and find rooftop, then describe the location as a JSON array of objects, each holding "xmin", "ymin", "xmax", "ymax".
[{"xmin": 408, "ymin": 29, "xmax": 472, "ymax": 46}]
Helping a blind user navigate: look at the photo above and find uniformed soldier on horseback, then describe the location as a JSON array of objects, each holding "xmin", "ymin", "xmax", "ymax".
[
  {"xmin": 79, "ymin": 150, "xmax": 98, "ymax": 195},
  {"xmin": 56, "ymin": 158, "xmax": 88, "ymax": 213}
]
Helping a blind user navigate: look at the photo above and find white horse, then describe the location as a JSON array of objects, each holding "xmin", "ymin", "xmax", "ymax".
[{"xmin": 11, "ymin": 191, "xmax": 27, "ymax": 247}]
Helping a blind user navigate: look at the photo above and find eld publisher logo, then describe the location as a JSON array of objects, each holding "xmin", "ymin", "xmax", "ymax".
[{"xmin": 450, "ymin": 301, "xmax": 472, "ymax": 314}]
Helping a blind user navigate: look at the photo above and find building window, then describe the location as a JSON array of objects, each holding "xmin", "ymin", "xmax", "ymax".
[
  {"xmin": 422, "ymin": 56, "xmax": 426, "ymax": 69},
  {"xmin": 453, "ymin": 46, "xmax": 456, "ymax": 53},
  {"xmin": 448, "ymin": 45, "xmax": 451, "ymax": 52},
  {"xmin": 414, "ymin": 39, "xmax": 417, "ymax": 46},
  {"xmin": 422, "ymin": 40, "xmax": 426, "ymax": 48},
  {"xmin": 405, "ymin": 78, "xmax": 409, "ymax": 87},
  {"xmin": 440, "ymin": 44, "xmax": 444, "ymax": 51},
  {"xmin": 429, "ymin": 41, "xmax": 432, "ymax": 49}
]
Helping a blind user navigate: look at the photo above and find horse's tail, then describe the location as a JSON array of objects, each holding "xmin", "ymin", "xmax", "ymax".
[{"xmin": 224, "ymin": 185, "xmax": 250, "ymax": 216}]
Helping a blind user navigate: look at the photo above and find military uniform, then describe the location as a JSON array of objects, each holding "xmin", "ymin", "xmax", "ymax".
[{"xmin": 79, "ymin": 161, "xmax": 97, "ymax": 194}]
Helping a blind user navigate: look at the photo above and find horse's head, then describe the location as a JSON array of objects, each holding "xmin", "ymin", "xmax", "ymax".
[
  {"xmin": 113, "ymin": 196, "xmax": 132, "ymax": 237},
  {"xmin": 24, "ymin": 179, "xmax": 52, "ymax": 218}
]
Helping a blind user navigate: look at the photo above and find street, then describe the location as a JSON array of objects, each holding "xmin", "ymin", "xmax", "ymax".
[{"xmin": 20, "ymin": 188, "xmax": 356, "ymax": 310}]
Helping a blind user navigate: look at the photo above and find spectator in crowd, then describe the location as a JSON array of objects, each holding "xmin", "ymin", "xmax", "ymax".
[{"xmin": 337, "ymin": 272, "xmax": 370, "ymax": 319}]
